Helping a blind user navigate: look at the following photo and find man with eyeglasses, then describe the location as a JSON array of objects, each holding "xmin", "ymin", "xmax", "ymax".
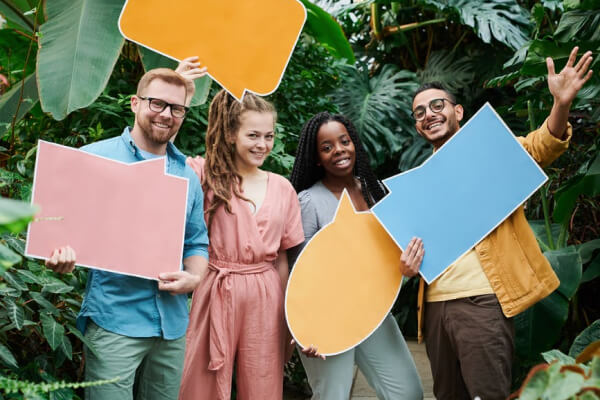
[
  {"xmin": 401, "ymin": 47, "xmax": 593, "ymax": 400},
  {"xmin": 45, "ymin": 68, "xmax": 209, "ymax": 400}
]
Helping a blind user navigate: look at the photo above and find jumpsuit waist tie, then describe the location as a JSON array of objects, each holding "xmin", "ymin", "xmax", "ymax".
[{"xmin": 207, "ymin": 259, "xmax": 275, "ymax": 371}]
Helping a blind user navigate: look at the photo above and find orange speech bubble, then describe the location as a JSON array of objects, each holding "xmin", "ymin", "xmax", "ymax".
[
  {"xmin": 118, "ymin": 0, "xmax": 306, "ymax": 100},
  {"xmin": 285, "ymin": 190, "xmax": 403, "ymax": 356}
]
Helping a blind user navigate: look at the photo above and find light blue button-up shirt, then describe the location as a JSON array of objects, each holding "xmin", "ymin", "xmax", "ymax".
[{"xmin": 76, "ymin": 127, "xmax": 209, "ymax": 339}]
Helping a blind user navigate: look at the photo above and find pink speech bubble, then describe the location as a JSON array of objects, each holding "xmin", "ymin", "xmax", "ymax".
[{"xmin": 26, "ymin": 141, "xmax": 188, "ymax": 280}]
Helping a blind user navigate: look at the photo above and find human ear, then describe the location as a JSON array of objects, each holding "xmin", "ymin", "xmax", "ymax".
[
  {"xmin": 455, "ymin": 104, "xmax": 464, "ymax": 123},
  {"xmin": 130, "ymin": 95, "xmax": 139, "ymax": 114}
]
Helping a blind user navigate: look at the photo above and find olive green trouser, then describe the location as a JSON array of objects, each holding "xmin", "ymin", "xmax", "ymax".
[{"xmin": 84, "ymin": 321, "xmax": 186, "ymax": 400}]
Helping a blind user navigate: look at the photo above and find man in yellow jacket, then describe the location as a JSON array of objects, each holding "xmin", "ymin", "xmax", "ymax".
[{"xmin": 399, "ymin": 47, "xmax": 593, "ymax": 399}]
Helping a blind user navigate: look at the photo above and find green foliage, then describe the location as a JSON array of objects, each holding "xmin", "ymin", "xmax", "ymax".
[
  {"xmin": 334, "ymin": 64, "xmax": 419, "ymax": 165},
  {"xmin": 0, "ymin": 375, "xmax": 120, "ymax": 398},
  {"xmin": 299, "ymin": 0, "xmax": 356, "ymax": 63},
  {"xmin": 422, "ymin": 0, "xmax": 531, "ymax": 50},
  {"xmin": 569, "ymin": 320, "xmax": 600, "ymax": 358},
  {"xmin": 36, "ymin": 0, "xmax": 125, "ymax": 120}
]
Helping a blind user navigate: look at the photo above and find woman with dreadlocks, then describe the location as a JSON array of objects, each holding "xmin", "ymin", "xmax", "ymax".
[
  {"xmin": 178, "ymin": 89, "xmax": 304, "ymax": 400},
  {"xmin": 289, "ymin": 112, "xmax": 424, "ymax": 400}
]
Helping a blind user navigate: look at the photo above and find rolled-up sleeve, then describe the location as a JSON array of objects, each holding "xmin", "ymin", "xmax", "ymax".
[
  {"xmin": 183, "ymin": 174, "xmax": 209, "ymax": 260},
  {"xmin": 517, "ymin": 118, "xmax": 572, "ymax": 167}
]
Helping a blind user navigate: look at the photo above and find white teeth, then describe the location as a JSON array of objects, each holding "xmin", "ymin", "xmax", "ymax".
[
  {"xmin": 335, "ymin": 158, "xmax": 350, "ymax": 166},
  {"xmin": 153, "ymin": 122, "xmax": 169, "ymax": 128},
  {"xmin": 429, "ymin": 122, "xmax": 442, "ymax": 129}
]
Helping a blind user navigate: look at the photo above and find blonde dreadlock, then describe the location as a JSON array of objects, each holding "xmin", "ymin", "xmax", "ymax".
[{"xmin": 204, "ymin": 89, "xmax": 276, "ymax": 231}]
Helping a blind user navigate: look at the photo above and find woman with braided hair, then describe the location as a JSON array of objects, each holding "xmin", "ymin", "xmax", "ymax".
[
  {"xmin": 289, "ymin": 112, "xmax": 424, "ymax": 399},
  {"xmin": 178, "ymin": 89, "xmax": 304, "ymax": 400}
]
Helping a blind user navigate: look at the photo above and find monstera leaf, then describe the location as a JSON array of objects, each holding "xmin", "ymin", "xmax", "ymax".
[{"xmin": 334, "ymin": 64, "xmax": 418, "ymax": 164}]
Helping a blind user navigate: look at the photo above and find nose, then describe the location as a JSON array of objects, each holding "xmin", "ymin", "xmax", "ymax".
[
  {"xmin": 255, "ymin": 136, "xmax": 266, "ymax": 149},
  {"xmin": 334, "ymin": 142, "xmax": 345, "ymax": 154},
  {"xmin": 158, "ymin": 105, "xmax": 172, "ymax": 118}
]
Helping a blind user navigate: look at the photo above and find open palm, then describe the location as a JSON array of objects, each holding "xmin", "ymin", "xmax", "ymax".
[{"xmin": 547, "ymin": 47, "xmax": 594, "ymax": 106}]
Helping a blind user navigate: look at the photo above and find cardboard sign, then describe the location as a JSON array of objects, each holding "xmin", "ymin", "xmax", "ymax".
[
  {"xmin": 25, "ymin": 140, "xmax": 188, "ymax": 280},
  {"xmin": 372, "ymin": 104, "xmax": 548, "ymax": 283},
  {"xmin": 118, "ymin": 0, "xmax": 306, "ymax": 100},
  {"xmin": 286, "ymin": 191, "xmax": 403, "ymax": 356}
]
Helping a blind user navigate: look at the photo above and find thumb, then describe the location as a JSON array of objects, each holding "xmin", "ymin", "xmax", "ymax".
[
  {"xmin": 546, "ymin": 57, "xmax": 556, "ymax": 77},
  {"xmin": 159, "ymin": 271, "xmax": 183, "ymax": 281}
]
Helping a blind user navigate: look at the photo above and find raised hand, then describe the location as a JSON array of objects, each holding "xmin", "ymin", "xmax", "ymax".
[
  {"xmin": 175, "ymin": 56, "xmax": 208, "ymax": 106},
  {"xmin": 547, "ymin": 47, "xmax": 593, "ymax": 107}
]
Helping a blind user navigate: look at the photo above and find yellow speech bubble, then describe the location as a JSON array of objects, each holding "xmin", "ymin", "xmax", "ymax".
[
  {"xmin": 119, "ymin": 0, "xmax": 306, "ymax": 100},
  {"xmin": 285, "ymin": 190, "xmax": 403, "ymax": 356}
]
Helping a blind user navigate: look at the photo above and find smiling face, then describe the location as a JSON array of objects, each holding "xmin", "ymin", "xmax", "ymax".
[
  {"xmin": 316, "ymin": 121, "xmax": 356, "ymax": 179},
  {"xmin": 233, "ymin": 110, "xmax": 275, "ymax": 172},
  {"xmin": 413, "ymin": 88, "xmax": 463, "ymax": 149},
  {"xmin": 131, "ymin": 78, "xmax": 186, "ymax": 152}
]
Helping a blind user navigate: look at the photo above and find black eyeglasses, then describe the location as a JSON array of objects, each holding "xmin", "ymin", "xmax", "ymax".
[
  {"xmin": 412, "ymin": 98, "xmax": 455, "ymax": 121},
  {"xmin": 138, "ymin": 96, "xmax": 189, "ymax": 118}
]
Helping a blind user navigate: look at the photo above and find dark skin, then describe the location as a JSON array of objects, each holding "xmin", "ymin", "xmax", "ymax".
[{"xmin": 296, "ymin": 121, "xmax": 424, "ymax": 358}]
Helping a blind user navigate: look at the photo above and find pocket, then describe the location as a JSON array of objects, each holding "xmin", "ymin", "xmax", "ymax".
[
  {"xmin": 465, "ymin": 294, "xmax": 500, "ymax": 309},
  {"xmin": 84, "ymin": 319, "xmax": 102, "ymax": 343}
]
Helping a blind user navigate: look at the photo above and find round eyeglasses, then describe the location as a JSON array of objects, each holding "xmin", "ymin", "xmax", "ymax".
[
  {"xmin": 138, "ymin": 96, "xmax": 189, "ymax": 118},
  {"xmin": 411, "ymin": 98, "xmax": 455, "ymax": 121}
]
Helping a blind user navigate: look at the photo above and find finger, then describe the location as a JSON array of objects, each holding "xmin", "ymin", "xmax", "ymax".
[
  {"xmin": 582, "ymin": 69, "xmax": 593, "ymax": 85},
  {"xmin": 566, "ymin": 46, "xmax": 579, "ymax": 69},
  {"xmin": 546, "ymin": 57, "xmax": 556, "ymax": 76},
  {"xmin": 577, "ymin": 54, "xmax": 593, "ymax": 77},
  {"xmin": 57, "ymin": 247, "xmax": 67, "ymax": 265},
  {"xmin": 574, "ymin": 50, "xmax": 591, "ymax": 72},
  {"xmin": 181, "ymin": 56, "xmax": 199, "ymax": 63},
  {"xmin": 158, "ymin": 271, "xmax": 183, "ymax": 281}
]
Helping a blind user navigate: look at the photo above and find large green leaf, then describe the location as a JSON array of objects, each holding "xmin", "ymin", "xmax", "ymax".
[
  {"xmin": 553, "ymin": 153, "xmax": 600, "ymax": 224},
  {"xmin": 36, "ymin": 0, "xmax": 125, "ymax": 120},
  {"xmin": 0, "ymin": 197, "xmax": 37, "ymax": 234},
  {"xmin": 298, "ymin": 0, "xmax": 355, "ymax": 63},
  {"xmin": 520, "ymin": 39, "xmax": 599, "ymax": 77},
  {"xmin": 417, "ymin": 50, "xmax": 475, "ymax": 94},
  {"xmin": 442, "ymin": 0, "xmax": 531, "ymax": 50},
  {"xmin": 555, "ymin": 10, "xmax": 600, "ymax": 42},
  {"xmin": 569, "ymin": 319, "xmax": 600, "ymax": 357},
  {"xmin": 334, "ymin": 64, "xmax": 418, "ymax": 164},
  {"xmin": 582, "ymin": 254, "xmax": 600, "ymax": 283},
  {"xmin": 137, "ymin": 46, "xmax": 212, "ymax": 107},
  {"xmin": 40, "ymin": 313, "xmax": 64, "ymax": 350},
  {"xmin": 0, "ymin": 242, "xmax": 21, "ymax": 271},
  {"xmin": 0, "ymin": 73, "xmax": 39, "ymax": 132},
  {"xmin": 515, "ymin": 246, "xmax": 582, "ymax": 359},
  {"xmin": 529, "ymin": 220, "xmax": 564, "ymax": 252},
  {"xmin": 4, "ymin": 298, "xmax": 24, "ymax": 330},
  {"xmin": 0, "ymin": 342, "xmax": 18, "ymax": 368},
  {"xmin": 0, "ymin": 0, "xmax": 35, "ymax": 32}
]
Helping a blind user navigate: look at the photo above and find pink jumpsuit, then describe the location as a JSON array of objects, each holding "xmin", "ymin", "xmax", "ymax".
[{"xmin": 179, "ymin": 158, "xmax": 304, "ymax": 400}]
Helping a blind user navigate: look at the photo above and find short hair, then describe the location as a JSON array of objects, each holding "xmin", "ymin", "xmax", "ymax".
[
  {"xmin": 136, "ymin": 68, "xmax": 188, "ymax": 100},
  {"xmin": 412, "ymin": 82, "xmax": 457, "ymax": 104}
]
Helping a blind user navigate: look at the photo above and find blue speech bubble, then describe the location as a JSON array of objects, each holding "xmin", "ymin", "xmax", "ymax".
[{"xmin": 372, "ymin": 103, "xmax": 547, "ymax": 283}]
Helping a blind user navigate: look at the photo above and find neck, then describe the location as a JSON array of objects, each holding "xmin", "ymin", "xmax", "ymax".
[
  {"xmin": 235, "ymin": 159, "xmax": 262, "ymax": 179},
  {"xmin": 130, "ymin": 126, "xmax": 168, "ymax": 155},
  {"xmin": 322, "ymin": 174, "xmax": 357, "ymax": 192}
]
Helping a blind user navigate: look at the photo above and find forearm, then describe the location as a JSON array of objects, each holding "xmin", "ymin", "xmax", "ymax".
[
  {"xmin": 277, "ymin": 250, "xmax": 289, "ymax": 289},
  {"xmin": 547, "ymin": 99, "xmax": 571, "ymax": 140},
  {"xmin": 183, "ymin": 255, "xmax": 209, "ymax": 281}
]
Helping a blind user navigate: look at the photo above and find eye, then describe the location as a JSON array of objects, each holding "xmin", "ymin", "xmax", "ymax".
[
  {"xmin": 321, "ymin": 145, "xmax": 332, "ymax": 152},
  {"xmin": 248, "ymin": 133, "xmax": 257, "ymax": 139},
  {"xmin": 265, "ymin": 134, "xmax": 274, "ymax": 140},
  {"xmin": 341, "ymin": 138, "xmax": 351, "ymax": 145}
]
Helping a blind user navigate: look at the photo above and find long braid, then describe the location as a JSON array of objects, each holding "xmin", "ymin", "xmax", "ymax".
[
  {"xmin": 290, "ymin": 112, "xmax": 388, "ymax": 207},
  {"xmin": 204, "ymin": 90, "xmax": 276, "ymax": 231}
]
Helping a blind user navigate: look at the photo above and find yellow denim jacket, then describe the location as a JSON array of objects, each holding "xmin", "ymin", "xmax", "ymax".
[{"xmin": 417, "ymin": 119, "xmax": 572, "ymax": 343}]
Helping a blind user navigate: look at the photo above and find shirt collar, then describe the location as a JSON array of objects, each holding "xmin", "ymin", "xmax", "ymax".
[{"xmin": 119, "ymin": 127, "xmax": 187, "ymax": 166}]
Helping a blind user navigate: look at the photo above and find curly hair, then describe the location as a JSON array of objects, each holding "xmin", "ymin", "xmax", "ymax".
[
  {"xmin": 204, "ymin": 89, "xmax": 276, "ymax": 230},
  {"xmin": 289, "ymin": 112, "xmax": 387, "ymax": 206}
]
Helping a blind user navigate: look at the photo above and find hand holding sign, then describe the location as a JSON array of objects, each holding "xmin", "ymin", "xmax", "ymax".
[{"xmin": 119, "ymin": 0, "xmax": 306, "ymax": 100}]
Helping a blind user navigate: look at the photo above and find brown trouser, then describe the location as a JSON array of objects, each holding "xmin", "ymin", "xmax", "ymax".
[{"xmin": 424, "ymin": 294, "xmax": 514, "ymax": 400}]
